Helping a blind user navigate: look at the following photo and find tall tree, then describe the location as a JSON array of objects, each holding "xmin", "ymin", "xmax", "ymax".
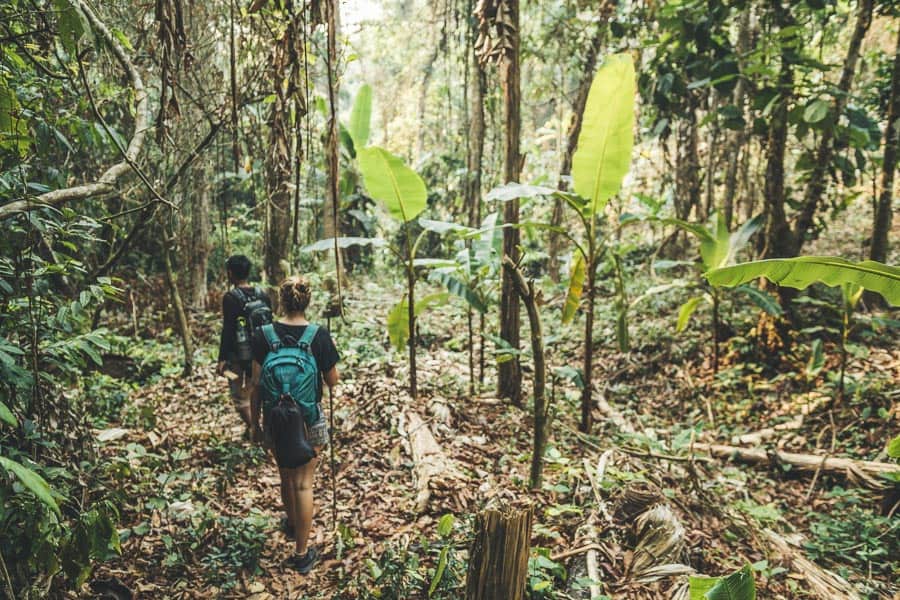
[
  {"xmin": 476, "ymin": 0, "xmax": 522, "ymax": 404},
  {"xmin": 869, "ymin": 26, "xmax": 900, "ymax": 268},
  {"xmin": 188, "ymin": 162, "xmax": 211, "ymax": 309}
]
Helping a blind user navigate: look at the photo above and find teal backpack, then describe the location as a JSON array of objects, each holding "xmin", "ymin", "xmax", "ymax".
[{"xmin": 259, "ymin": 323, "xmax": 320, "ymax": 426}]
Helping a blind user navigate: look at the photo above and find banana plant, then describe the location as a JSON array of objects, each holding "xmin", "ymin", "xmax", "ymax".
[
  {"xmin": 706, "ymin": 256, "xmax": 899, "ymax": 402},
  {"xmin": 356, "ymin": 145, "xmax": 428, "ymax": 399},
  {"xmin": 483, "ymin": 54, "xmax": 635, "ymax": 433},
  {"xmin": 657, "ymin": 211, "xmax": 765, "ymax": 373}
]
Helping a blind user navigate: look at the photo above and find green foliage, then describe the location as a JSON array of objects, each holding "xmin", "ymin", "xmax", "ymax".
[
  {"xmin": 562, "ymin": 253, "xmax": 585, "ymax": 324},
  {"xmin": 572, "ymin": 53, "xmax": 636, "ymax": 215},
  {"xmin": 358, "ymin": 147, "xmax": 428, "ymax": 223},
  {"xmin": 888, "ymin": 434, "xmax": 900, "ymax": 459},
  {"xmin": 706, "ymin": 257, "xmax": 900, "ymax": 307},
  {"xmin": 200, "ymin": 510, "xmax": 271, "ymax": 589},
  {"xmin": 803, "ymin": 489, "xmax": 898, "ymax": 590},
  {"xmin": 690, "ymin": 564, "xmax": 756, "ymax": 600},
  {"xmin": 387, "ymin": 292, "xmax": 449, "ymax": 351},
  {"xmin": 349, "ymin": 84, "xmax": 373, "ymax": 149},
  {"xmin": 528, "ymin": 548, "xmax": 567, "ymax": 598},
  {"xmin": 0, "ymin": 456, "xmax": 61, "ymax": 516}
]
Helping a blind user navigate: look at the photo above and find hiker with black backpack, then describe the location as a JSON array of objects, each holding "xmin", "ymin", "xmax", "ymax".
[
  {"xmin": 249, "ymin": 275, "xmax": 339, "ymax": 574},
  {"xmin": 216, "ymin": 255, "xmax": 273, "ymax": 438}
]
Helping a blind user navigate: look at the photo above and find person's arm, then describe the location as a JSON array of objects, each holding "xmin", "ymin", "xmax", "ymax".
[
  {"xmin": 323, "ymin": 365, "xmax": 339, "ymax": 389},
  {"xmin": 250, "ymin": 360, "xmax": 263, "ymax": 443}
]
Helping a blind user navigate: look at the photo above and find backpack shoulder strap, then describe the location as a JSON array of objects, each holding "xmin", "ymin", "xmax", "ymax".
[
  {"xmin": 230, "ymin": 286, "xmax": 249, "ymax": 305},
  {"xmin": 298, "ymin": 324, "xmax": 319, "ymax": 349},
  {"xmin": 261, "ymin": 323, "xmax": 281, "ymax": 352}
]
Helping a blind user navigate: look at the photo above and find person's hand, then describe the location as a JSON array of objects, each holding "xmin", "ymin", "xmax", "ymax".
[
  {"xmin": 216, "ymin": 361, "xmax": 226, "ymax": 376},
  {"xmin": 250, "ymin": 423, "xmax": 264, "ymax": 445}
]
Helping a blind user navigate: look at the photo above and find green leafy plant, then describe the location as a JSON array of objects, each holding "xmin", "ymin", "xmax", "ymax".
[{"xmin": 689, "ymin": 563, "xmax": 756, "ymax": 599}]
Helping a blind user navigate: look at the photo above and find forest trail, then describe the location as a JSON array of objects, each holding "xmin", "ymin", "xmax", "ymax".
[{"xmin": 91, "ymin": 344, "xmax": 539, "ymax": 599}]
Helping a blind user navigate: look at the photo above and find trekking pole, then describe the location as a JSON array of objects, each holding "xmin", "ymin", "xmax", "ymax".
[{"xmin": 328, "ymin": 384, "xmax": 337, "ymax": 531}]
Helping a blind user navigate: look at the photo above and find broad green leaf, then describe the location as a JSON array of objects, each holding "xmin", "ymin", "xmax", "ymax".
[
  {"xmin": 701, "ymin": 211, "xmax": 731, "ymax": 270},
  {"xmin": 888, "ymin": 434, "xmax": 900, "ymax": 459},
  {"xmin": 348, "ymin": 84, "xmax": 372, "ymax": 148},
  {"xmin": 706, "ymin": 257, "xmax": 900, "ymax": 307},
  {"xmin": 485, "ymin": 182, "xmax": 556, "ymax": 202},
  {"xmin": 553, "ymin": 365, "xmax": 584, "ymax": 389},
  {"xmin": 676, "ymin": 296, "xmax": 705, "ymax": 332},
  {"xmin": 0, "ymin": 456, "xmax": 60, "ymax": 515},
  {"xmin": 414, "ymin": 258, "xmax": 459, "ymax": 269},
  {"xmin": 358, "ymin": 147, "xmax": 427, "ymax": 223},
  {"xmin": 0, "ymin": 401, "xmax": 16, "ymax": 427},
  {"xmin": 803, "ymin": 98, "xmax": 830, "ymax": 124},
  {"xmin": 387, "ymin": 300, "xmax": 409, "ymax": 352},
  {"xmin": 842, "ymin": 282, "xmax": 864, "ymax": 310},
  {"xmin": 732, "ymin": 284, "xmax": 783, "ymax": 316},
  {"xmin": 562, "ymin": 253, "xmax": 586, "ymax": 324},
  {"xmin": 724, "ymin": 215, "xmax": 764, "ymax": 265},
  {"xmin": 428, "ymin": 271, "xmax": 487, "ymax": 313},
  {"xmin": 690, "ymin": 577, "xmax": 720, "ymax": 599},
  {"xmin": 703, "ymin": 564, "xmax": 756, "ymax": 600},
  {"xmin": 428, "ymin": 545, "xmax": 450, "ymax": 597},
  {"xmin": 572, "ymin": 53, "xmax": 636, "ymax": 216},
  {"xmin": 301, "ymin": 236, "xmax": 387, "ymax": 253},
  {"xmin": 414, "ymin": 292, "xmax": 449, "ymax": 315},
  {"xmin": 53, "ymin": 0, "xmax": 93, "ymax": 54},
  {"xmin": 437, "ymin": 514, "xmax": 454, "ymax": 537}
]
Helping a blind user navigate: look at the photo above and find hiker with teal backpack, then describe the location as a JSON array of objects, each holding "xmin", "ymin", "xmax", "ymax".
[{"xmin": 250, "ymin": 275, "xmax": 339, "ymax": 574}]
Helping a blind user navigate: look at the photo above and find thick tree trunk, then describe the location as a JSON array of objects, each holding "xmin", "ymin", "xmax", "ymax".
[
  {"xmin": 794, "ymin": 0, "xmax": 873, "ymax": 253},
  {"xmin": 869, "ymin": 27, "xmax": 900, "ymax": 267},
  {"xmin": 501, "ymin": 257, "xmax": 547, "ymax": 490},
  {"xmin": 466, "ymin": 506, "xmax": 533, "ymax": 600},
  {"xmin": 548, "ymin": 15, "xmax": 608, "ymax": 281},
  {"xmin": 498, "ymin": 0, "xmax": 522, "ymax": 405},
  {"xmin": 188, "ymin": 163, "xmax": 210, "ymax": 310}
]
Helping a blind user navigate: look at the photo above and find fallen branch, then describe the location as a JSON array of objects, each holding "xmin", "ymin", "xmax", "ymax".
[
  {"xmin": 0, "ymin": 0, "xmax": 148, "ymax": 220},
  {"xmin": 761, "ymin": 528, "xmax": 860, "ymax": 600},
  {"xmin": 693, "ymin": 443, "xmax": 897, "ymax": 487},
  {"xmin": 732, "ymin": 416, "xmax": 804, "ymax": 446}
]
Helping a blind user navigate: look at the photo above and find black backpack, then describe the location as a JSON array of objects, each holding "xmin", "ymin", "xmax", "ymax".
[{"xmin": 230, "ymin": 287, "xmax": 273, "ymax": 362}]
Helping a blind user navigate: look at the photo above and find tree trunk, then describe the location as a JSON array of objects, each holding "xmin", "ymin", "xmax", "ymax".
[
  {"xmin": 188, "ymin": 163, "xmax": 210, "ymax": 310},
  {"xmin": 548, "ymin": 14, "xmax": 608, "ymax": 281},
  {"xmin": 417, "ymin": 44, "xmax": 442, "ymax": 159},
  {"xmin": 761, "ymin": 4, "xmax": 795, "ymax": 261},
  {"xmin": 675, "ymin": 94, "xmax": 701, "ymax": 222},
  {"xmin": 324, "ymin": 0, "xmax": 345, "ymax": 295},
  {"xmin": 723, "ymin": 8, "xmax": 753, "ymax": 230},
  {"xmin": 466, "ymin": 38, "xmax": 487, "ymax": 229},
  {"xmin": 498, "ymin": 0, "xmax": 522, "ymax": 405},
  {"xmin": 580, "ymin": 251, "xmax": 596, "ymax": 434},
  {"xmin": 466, "ymin": 506, "xmax": 533, "ymax": 600},
  {"xmin": 501, "ymin": 257, "xmax": 547, "ymax": 490},
  {"xmin": 407, "ymin": 255, "xmax": 417, "ymax": 400},
  {"xmin": 869, "ymin": 27, "xmax": 900, "ymax": 268},
  {"xmin": 162, "ymin": 238, "xmax": 193, "ymax": 376},
  {"xmin": 264, "ymin": 45, "xmax": 292, "ymax": 286},
  {"xmin": 794, "ymin": 0, "xmax": 873, "ymax": 253}
]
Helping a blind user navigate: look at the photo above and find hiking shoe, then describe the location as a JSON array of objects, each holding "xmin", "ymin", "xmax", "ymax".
[
  {"xmin": 280, "ymin": 517, "xmax": 295, "ymax": 539},
  {"xmin": 288, "ymin": 547, "xmax": 319, "ymax": 575}
]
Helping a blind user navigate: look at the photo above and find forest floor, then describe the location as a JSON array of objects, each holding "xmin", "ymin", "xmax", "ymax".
[{"xmin": 81, "ymin": 215, "xmax": 898, "ymax": 600}]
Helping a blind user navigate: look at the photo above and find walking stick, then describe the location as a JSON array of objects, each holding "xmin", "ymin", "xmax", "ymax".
[{"xmin": 328, "ymin": 384, "xmax": 337, "ymax": 531}]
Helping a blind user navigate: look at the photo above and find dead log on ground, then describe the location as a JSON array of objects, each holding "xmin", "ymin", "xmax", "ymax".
[
  {"xmin": 761, "ymin": 528, "xmax": 860, "ymax": 600},
  {"xmin": 400, "ymin": 411, "xmax": 464, "ymax": 513}
]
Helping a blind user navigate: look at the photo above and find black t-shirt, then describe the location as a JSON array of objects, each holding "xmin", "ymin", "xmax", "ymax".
[
  {"xmin": 251, "ymin": 322, "xmax": 339, "ymax": 403},
  {"xmin": 218, "ymin": 286, "xmax": 272, "ymax": 363}
]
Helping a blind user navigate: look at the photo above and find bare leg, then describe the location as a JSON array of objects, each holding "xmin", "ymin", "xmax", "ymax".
[
  {"xmin": 279, "ymin": 468, "xmax": 295, "ymax": 529},
  {"xmin": 293, "ymin": 455, "xmax": 318, "ymax": 554}
]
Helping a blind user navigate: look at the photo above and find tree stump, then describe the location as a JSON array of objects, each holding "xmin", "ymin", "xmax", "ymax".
[{"xmin": 465, "ymin": 506, "xmax": 533, "ymax": 600}]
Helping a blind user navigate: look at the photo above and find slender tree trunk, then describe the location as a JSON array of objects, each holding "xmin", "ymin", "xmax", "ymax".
[
  {"xmin": 548, "ymin": 14, "xmax": 608, "ymax": 281},
  {"xmin": 417, "ymin": 44, "xmax": 442, "ymax": 159},
  {"xmin": 724, "ymin": 8, "xmax": 753, "ymax": 230},
  {"xmin": 407, "ymin": 255, "xmax": 417, "ymax": 399},
  {"xmin": 325, "ymin": 0, "xmax": 345, "ymax": 293},
  {"xmin": 580, "ymin": 249, "xmax": 596, "ymax": 433},
  {"xmin": 675, "ymin": 94, "xmax": 701, "ymax": 221},
  {"xmin": 762, "ymin": 5, "xmax": 795, "ymax": 261},
  {"xmin": 869, "ymin": 27, "xmax": 900, "ymax": 267},
  {"xmin": 498, "ymin": 0, "xmax": 522, "ymax": 405},
  {"xmin": 466, "ymin": 41, "xmax": 486, "ymax": 229},
  {"xmin": 794, "ymin": 0, "xmax": 873, "ymax": 253},
  {"xmin": 466, "ymin": 507, "xmax": 533, "ymax": 600},
  {"xmin": 188, "ymin": 163, "xmax": 210, "ymax": 310},
  {"xmin": 264, "ymin": 43, "xmax": 292, "ymax": 286},
  {"xmin": 502, "ymin": 257, "xmax": 546, "ymax": 489},
  {"xmin": 163, "ymin": 238, "xmax": 193, "ymax": 376}
]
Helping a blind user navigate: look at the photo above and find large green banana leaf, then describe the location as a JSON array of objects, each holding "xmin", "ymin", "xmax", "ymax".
[
  {"xmin": 706, "ymin": 257, "xmax": 900, "ymax": 306},
  {"xmin": 348, "ymin": 84, "xmax": 372, "ymax": 148},
  {"xmin": 358, "ymin": 146, "xmax": 427, "ymax": 223},
  {"xmin": 572, "ymin": 53, "xmax": 636, "ymax": 216}
]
